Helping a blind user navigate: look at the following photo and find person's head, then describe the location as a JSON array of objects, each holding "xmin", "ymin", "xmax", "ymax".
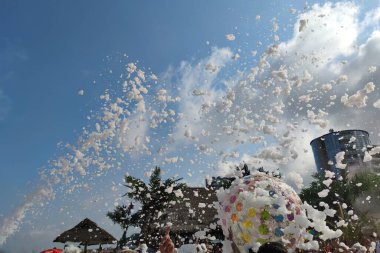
[{"xmin": 257, "ymin": 242, "xmax": 288, "ymax": 253}]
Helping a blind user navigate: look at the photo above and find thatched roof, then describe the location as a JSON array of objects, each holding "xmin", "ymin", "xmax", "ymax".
[
  {"xmin": 53, "ymin": 218, "xmax": 116, "ymax": 245},
  {"xmin": 164, "ymin": 187, "xmax": 218, "ymax": 233}
]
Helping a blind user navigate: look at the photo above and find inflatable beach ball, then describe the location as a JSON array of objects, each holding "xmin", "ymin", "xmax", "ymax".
[{"xmin": 216, "ymin": 172, "xmax": 307, "ymax": 253}]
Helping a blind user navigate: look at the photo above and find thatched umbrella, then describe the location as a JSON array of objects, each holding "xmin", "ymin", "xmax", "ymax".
[{"xmin": 53, "ymin": 218, "xmax": 116, "ymax": 253}]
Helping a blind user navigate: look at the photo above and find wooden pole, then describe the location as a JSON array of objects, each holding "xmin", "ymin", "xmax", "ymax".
[{"xmin": 84, "ymin": 241, "xmax": 88, "ymax": 253}]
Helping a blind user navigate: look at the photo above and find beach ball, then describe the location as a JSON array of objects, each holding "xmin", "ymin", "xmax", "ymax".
[{"xmin": 216, "ymin": 172, "xmax": 307, "ymax": 253}]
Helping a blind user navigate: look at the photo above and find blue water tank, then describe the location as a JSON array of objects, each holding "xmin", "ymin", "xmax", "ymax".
[{"xmin": 310, "ymin": 129, "xmax": 371, "ymax": 174}]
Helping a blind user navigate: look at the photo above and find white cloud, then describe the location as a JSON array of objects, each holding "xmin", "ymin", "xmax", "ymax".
[
  {"xmin": 341, "ymin": 31, "xmax": 380, "ymax": 86},
  {"xmin": 279, "ymin": 2, "xmax": 360, "ymax": 71},
  {"xmin": 360, "ymin": 5, "xmax": 380, "ymax": 31},
  {"xmin": 170, "ymin": 47, "xmax": 235, "ymax": 145},
  {"xmin": 154, "ymin": 1, "xmax": 380, "ymax": 187},
  {"xmin": 162, "ymin": 1, "xmax": 380, "ymax": 185},
  {"xmin": 150, "ymin": 1, "xmax": 380, "ymax": 188},
  {"xmin": 286, "ymin": 172, "xmax": 304, "ymax": 190}
]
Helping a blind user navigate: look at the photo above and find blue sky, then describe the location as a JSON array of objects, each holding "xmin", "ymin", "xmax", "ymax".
[
  {"xmin": 0, "ymin": 0, "xmax": 300, "ymax": 214},
  {"xmin": 1, "ymin": 0, "xmax": 380, "ymax": 252}
]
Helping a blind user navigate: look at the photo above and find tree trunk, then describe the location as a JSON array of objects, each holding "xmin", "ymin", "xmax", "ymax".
[{"xmin": 140, "ymin": 207, "xmax": 151, "ymax": 244}]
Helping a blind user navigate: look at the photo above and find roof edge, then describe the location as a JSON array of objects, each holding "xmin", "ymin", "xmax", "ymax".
[{"xmin": 310, "ymin": 129, "xmax": 369, "ymax": 145}]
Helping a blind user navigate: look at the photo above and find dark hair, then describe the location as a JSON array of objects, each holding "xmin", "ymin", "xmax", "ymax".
[{"xmin": 257, "ymin": 242, "xmax": 288, "ymax": 253}]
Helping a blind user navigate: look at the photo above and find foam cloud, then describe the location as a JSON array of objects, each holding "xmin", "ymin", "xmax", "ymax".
[
  {"xmin": 160, "ymin": 1, "xmax": 380, "ymax": 182},
  {"xmin": 0, "ymin": 185, "xmax": 54, "ymax": 245}
]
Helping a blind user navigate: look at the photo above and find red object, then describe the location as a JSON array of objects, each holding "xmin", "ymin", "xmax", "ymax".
[{"xmin": 40, "ymin": 248, "xmax": 63, "ymax": 253}]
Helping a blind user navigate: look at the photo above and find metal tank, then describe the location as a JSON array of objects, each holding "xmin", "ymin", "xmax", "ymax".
[{"xmin": 310, "ymin": 129, "xmax": 371, "ymax": 174}]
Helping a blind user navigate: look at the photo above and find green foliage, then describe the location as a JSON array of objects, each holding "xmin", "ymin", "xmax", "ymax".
[
  {"xmin": 300, "ymin": 173, "xmax": 350, "ymax": 210},
  {"xmin": 348, "ymin": 172, "xmax": 380, "ymax": 201},
  {"xmin": 299, "ymin": 170, "xmax": 380, "ymax": 245},
  {"xmin": 339, "ymin": 212, "xmax": 378, "ymax": 243},
  {"xmin": 106, "ymin": 203, "xmax": 134, "ymax": 230},
  {"xmin": 107, "ymin": 166, "xmax": 186, "ymax": 248},
  {"xmin": 300, "ymin": 172, "xmax": 380, "ymax": 210}
]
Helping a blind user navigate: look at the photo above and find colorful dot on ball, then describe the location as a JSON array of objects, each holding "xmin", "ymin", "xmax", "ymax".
[
  {"xmin": 242, "ymin": 220, "xmax": 254, "ymax": 229},
  {"xmin": 274, "ymin": 215, "xmax": 284, "ymax": 222},
  {"xmin": 269, "ymin": 190, "xmax": 276, "ymax": 197},
  {"xmin": 236, "ymin": 202, "xmax": 243, "ymax": 212},
  {"xmin": 258, "ymin": 224, "xmax": 269, "ymax": 235},
  {"xmin": 261, "ymin": 210, "xmax": 270, "ymax": 220},
  {"xmin": 241, "ymin": 232, "xmax": 251, "ymax": 243},
  {"xmin": 230, "ymin": 195, "xmax": 237, "ymax": 204},
  {"xmin": 231, "ymin": 213, "xmax": 238, "ymax": 222},
  {"xmin": 308, "ymin": 229, "xmax": 317, "ymax": 235},
  {"xmin": 247, "ymin": 208, "xmax": 256, "ymax": 217},
  {"xmin": 287, "ymin": 213, "xmax": 294, "ymax": 221},
  {"xmin": 224, "ymin": 206, "xmax": 231, "ymax": 213},
  {"xmin": 275, "ymin": 227, "xmax": 284, "ymax": 237}
]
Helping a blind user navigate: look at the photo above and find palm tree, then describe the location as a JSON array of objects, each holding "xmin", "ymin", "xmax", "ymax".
[
  {"xmin": 107, "ymin": 202, "xmax": 134, "ymax": 248},
  {"xmin": 107, "ymin": 166, "xmax": 186, "ymax": 248}
]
